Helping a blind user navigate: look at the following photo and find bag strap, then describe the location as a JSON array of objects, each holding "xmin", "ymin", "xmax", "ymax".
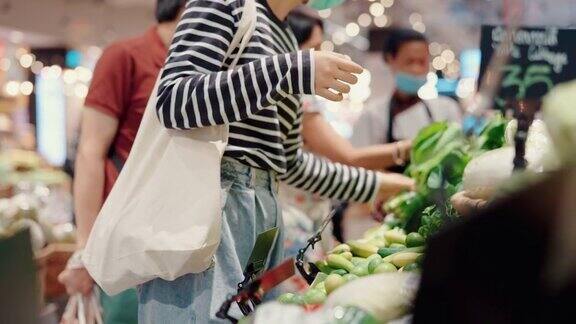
[{"xmin": 225, "ymin": 0, "xmax": 257, "ymax": 69}]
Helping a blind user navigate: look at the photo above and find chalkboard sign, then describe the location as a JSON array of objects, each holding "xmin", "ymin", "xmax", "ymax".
[{"xmin": 479, "ymin": 25, "xmax": 576, "ymax": 109}]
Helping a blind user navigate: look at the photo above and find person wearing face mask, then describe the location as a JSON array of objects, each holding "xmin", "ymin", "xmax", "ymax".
[
  {"xmin": 336, "ymin": 29, "xmax": 462, "ymax": 241},
  {"xmin": 136, "ymin": 0, "xmax": 414, "ymax": 323},
  {"xmin": 351, "ymin": 28, "xmax": 462, "ymax": 169}
]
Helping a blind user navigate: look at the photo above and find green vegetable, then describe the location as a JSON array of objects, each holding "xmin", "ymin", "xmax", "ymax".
[
  {"xmin": 348, "ymin": 241, "xmax": 379, "ymax": 258},
  {"xmin": 385, "ymin": 217, "xmax": 403, "ymax": 229},
  {"xmin": 351, "ymin": 257, "xmax": 366, "ymax": 266},
  {"xmin": 390, "ymin": 252, "xmax": 422, "ymax": 268},
  {"xmin": 363, "ymin": 226, "xmax": 386, "ymax": 240},
  {"xmin": 330, "ymin": 243, "xmax": 351, "ymax": 254},
  {"xmin": 315, "ymin": 260, "xmax": 336, "ymax": 274},
  {"xmin": 368, "ymin": 257, "xmax": 383, "ymax": 274},
  {"xmin": 383, "ymin": 229, "xmax": 406, "ymax": 245},
  {"xmin": 330, "ymin": 269, "xmax": 348, "ymax": 276},
  {"xmin": 382, "ymin": 246, "xmax": 425, "ymax": 263},
  {"xmin": 378, "ymin": 247, "xmax": 405, "ymax": 258},
  {"xmin": 411, "ymin": 141, "xmax": 470, "ymax": 190},
  {"xmin": 432, "ymin": 123, "xmax": 466, "ymax": 156},
  {"xmin": 389, "ymin": 243, "xmax": 406, "ymax": 249},
  {"xmin": 310, "ymin": 272, "xmax": 328, "ymax": 289},
  {"xmin": 417, "ymin": 205, "xmax": 458, "ymax": 239},
  {"xmin": 340, "ymin": 251, "xmax": 353, "ymax": 261},
  {"xmin": 476, "ymin": 113, "xmax": 507, "ymax": 152},
  {"xmin": 316, "ymin": 281, "xmax": 326, "ymax": 293},
  {"xmin": 406, "ymin": 232, "xmax": 425, "ymax": 247},
  {"xmin": 403, "ymin": 263, "xmax": 420, "ymax": 272},
  {"xmin": 351, "ymin": 263, "xmax": 370, "ymax": 277},
  {"xmin": 373, "ymin": 262, "xmax": 397, "ymax": 273},
  {"xmin": 327, "ymin": 254, "xmax": 355, "ymax": 272},
  {"xmin": 366, "ymin": 254, "xmax": 382, "ymax": 262},
  {"xmin": 302, "ymin": 288, "xmax": 327, "ymax": 304},
  {"xmin": 343, "ymin": 273, "xmax": 359, "ymax": 282},
  {"xmin": 368, "ymin": 238, "xmax": 388, "ymax": 248},
  {"xmin": 291, "ymin": 294, "xmax": 305, "ymax": 305},
  {"xmin": 278, "ymin": 293, "xmax": 296, "ymax": 304},
  {"xmin": 383, "ymin": 191, "xmax": 426, "ymax": 221},
  {"xmin": 325, "ymin": 274, "xmax": 346, "ymax": 294},
  {"xmin": 411, "ymin": 122, "xmax": 448, "ymax": 165}
]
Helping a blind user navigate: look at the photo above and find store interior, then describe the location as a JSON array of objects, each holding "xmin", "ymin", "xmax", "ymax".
[{"xmin": 1, "ymin": 0, "xmax": 576, "ymax": 323}]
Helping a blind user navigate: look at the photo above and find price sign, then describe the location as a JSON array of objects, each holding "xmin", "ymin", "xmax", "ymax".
[{"xmin": 479, "ymin": 25, "xmax": 576, "ymax": 109}]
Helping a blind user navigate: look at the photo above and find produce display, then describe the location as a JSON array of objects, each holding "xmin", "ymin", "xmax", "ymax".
[
  {"xmin": 383, "ymin": 115, "xmax": 506, "ymax": 233},
  {"xmin": 0, "ymin": 149, "xmax": 70, "ymax": 187},
  {"xmin": 0, "ymin": 191, "xmax": 76, "ymax": 251},
  {"xmin": 278, "ymin": 115, "xmax": 509, "ymax": 307},
  {"xmin": 278, "ymin": 224, "xmax": 423, "ymax": 305},
  {"xmin": 0, "ymin": 150, "xmax": 75, "ymax": 251}
]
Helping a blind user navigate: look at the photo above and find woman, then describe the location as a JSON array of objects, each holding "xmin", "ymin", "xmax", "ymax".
[
  {"xmin": 138, "ymin": 1, "xmax": 414, "ymax": 322},
  {"xmin": 340, "ymin": 28, "xmax": 464, "ymax": 241},
  {"xmin": 280, "ymin": 10, "xmax": 413, "ymax": 261}
]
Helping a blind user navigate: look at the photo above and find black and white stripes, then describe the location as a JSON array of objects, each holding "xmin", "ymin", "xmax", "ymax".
[{"xmin": 156, "ymin": 0, "xmax": 377, "ymax": 202}]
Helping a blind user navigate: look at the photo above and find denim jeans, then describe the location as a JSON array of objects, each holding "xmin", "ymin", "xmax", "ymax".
[{"xmin": 138, "ymin": 158, "xmax": 284, "ymax": 323}]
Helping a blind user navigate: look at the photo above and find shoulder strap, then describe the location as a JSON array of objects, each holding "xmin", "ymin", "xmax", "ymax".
[
  {"xmin": 225, "ymin": 0, "xmax": 257, "ymax": 69},
  {"xmin": 421, "ymin": 100, "xmax": 434, "ymax": 122}
]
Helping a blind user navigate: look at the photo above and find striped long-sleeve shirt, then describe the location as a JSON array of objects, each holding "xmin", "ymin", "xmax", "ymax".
[{"xmin": 156, "ymin": 0, "xmax": 377, "ymax": 202}]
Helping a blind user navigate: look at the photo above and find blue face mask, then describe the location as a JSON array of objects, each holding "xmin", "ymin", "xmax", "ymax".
[
  {"xmin": 307, "ymin": 0, "xmax": 345, "ymax": 10},
  {"xmin": 395, "ymin": 72, "xmax": 428, "ymax": 95}
]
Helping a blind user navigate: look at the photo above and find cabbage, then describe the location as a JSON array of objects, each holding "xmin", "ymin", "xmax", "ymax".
[
  {"xmin": 542, "ymin": 81, "xmax": 576, "ymax": 166},
  {"xmin": 463, "ymin": 119, "xmax": 559, "ymax": 200}
]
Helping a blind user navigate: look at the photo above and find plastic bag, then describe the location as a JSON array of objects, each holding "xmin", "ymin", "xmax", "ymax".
[{"xmin": 61, "ymin": 292, "xmax": 103, "ymax": 324}]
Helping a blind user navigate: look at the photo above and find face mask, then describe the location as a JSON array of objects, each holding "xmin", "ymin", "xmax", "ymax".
[
  {"xmin": 395, "ymin": 72, "xmax": 428, "ymax": 95},
  {"xmin": 307, "ymin": 0, "xmax": 345, "ymax": 10}
]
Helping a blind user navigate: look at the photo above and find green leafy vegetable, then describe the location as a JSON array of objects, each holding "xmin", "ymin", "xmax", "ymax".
[
  {"xmin": 383, "ymin": 191, "xmax": 425, "ymax": 221},
  {"xmin": 417, "ymin": 205, "xmax": 458, "ymax": 239},
  {"xmin": 475, "ymin": 113, "xmax": 507, "ymax": 152}
]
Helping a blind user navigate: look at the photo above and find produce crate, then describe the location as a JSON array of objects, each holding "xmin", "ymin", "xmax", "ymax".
[{"xmin": 36, "ymin": 243, "xmax": 75, "ymax": 300}]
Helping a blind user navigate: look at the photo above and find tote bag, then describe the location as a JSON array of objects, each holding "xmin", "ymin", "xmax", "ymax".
[{"xmin": 83, "ymin": 0, "xmax": 258, "ymax": 296}]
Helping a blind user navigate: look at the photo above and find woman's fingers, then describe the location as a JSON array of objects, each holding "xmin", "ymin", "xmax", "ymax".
[
  {"xmin": 334, "ymin": 70, "xmax": 358, "ymax": 85},
  {"xmin": 328, "ymin": 79, "xmax": 351, "ymax": 94},
  {"xmin": 336, "ymin": 58, "xmax": 363, "ymax": 74},
  {"xmin": 317, "ymin": 88, "xmax": 343, "ymax": 102}
]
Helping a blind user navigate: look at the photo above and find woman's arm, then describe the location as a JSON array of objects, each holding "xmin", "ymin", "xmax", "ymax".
[
  {"xmin": 302, "ymin": 112, "xmax": 411, "ymax": 170},
  {"xmin": 156, "ymin": 0, "xmax": 362, "ymax": 130},
  {"xmin": 156, "ymin": 0, "xmax": 314, "ymax": 129}
]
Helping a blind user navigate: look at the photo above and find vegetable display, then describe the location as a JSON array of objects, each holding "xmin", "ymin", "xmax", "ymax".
[
  {"xmin": 278, "ymin": 115, "xmax": 513, "ymax": 309},
  {"xmin": 278, "ymin": 225, "xmax": 425, "ymax": 306}
]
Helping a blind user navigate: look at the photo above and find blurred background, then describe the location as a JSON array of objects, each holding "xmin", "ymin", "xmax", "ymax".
[
  {"xmin": 1, "ymin": 0, "xmax": 576, "ymax": 322},
  {"xmin": 2, "ymin": 0, "xmax": 576, "ymax": 164}
]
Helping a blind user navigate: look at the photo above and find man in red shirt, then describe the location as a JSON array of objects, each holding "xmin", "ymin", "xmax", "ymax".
[{"xmin": 58, "ymin": 1, "xmax": 185, "ymax": 323}]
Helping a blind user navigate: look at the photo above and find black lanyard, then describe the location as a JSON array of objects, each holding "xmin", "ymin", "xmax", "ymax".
[{"xmin": 386, "ymin": 97, "xmax": 434, "ymax": 144}]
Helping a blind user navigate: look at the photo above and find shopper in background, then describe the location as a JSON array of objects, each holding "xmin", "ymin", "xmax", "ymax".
[
  {"xmin": 340, "ymin": 28, "xmax": 463, "ymax": 241},
  {"xmin": 351, "ymin": 28, "xmax": 462, "ymax": 158},
  {"xmin": 57, "ymin": 1, "xmax": 185, "ymax": 323},
  {"xmin": 138, "ymin": 0, "xmax": 414, "ymax": 322},
  {"xmin": 280, "ymin": 9, "xmax": 413, "ymax": 263}
]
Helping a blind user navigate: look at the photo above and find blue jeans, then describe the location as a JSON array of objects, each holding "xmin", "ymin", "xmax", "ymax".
[{"xmin": 138, "ymin": 158, "xmax": 284, "ymax": 323}]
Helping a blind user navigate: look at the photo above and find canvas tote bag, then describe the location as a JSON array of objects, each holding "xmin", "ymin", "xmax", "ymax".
[{"xmin": 83, "ymin": 0, "xmax": 258, "ymax": 296}]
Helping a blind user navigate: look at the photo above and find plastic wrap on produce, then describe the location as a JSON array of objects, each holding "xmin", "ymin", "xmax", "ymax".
[
  {"xmin": 324, "ymin": 273, "xmax": 419, "ymax": 323},
  {"xmin": 248, "ymin": 273, "xmax": 419, "ymax": 323}
]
